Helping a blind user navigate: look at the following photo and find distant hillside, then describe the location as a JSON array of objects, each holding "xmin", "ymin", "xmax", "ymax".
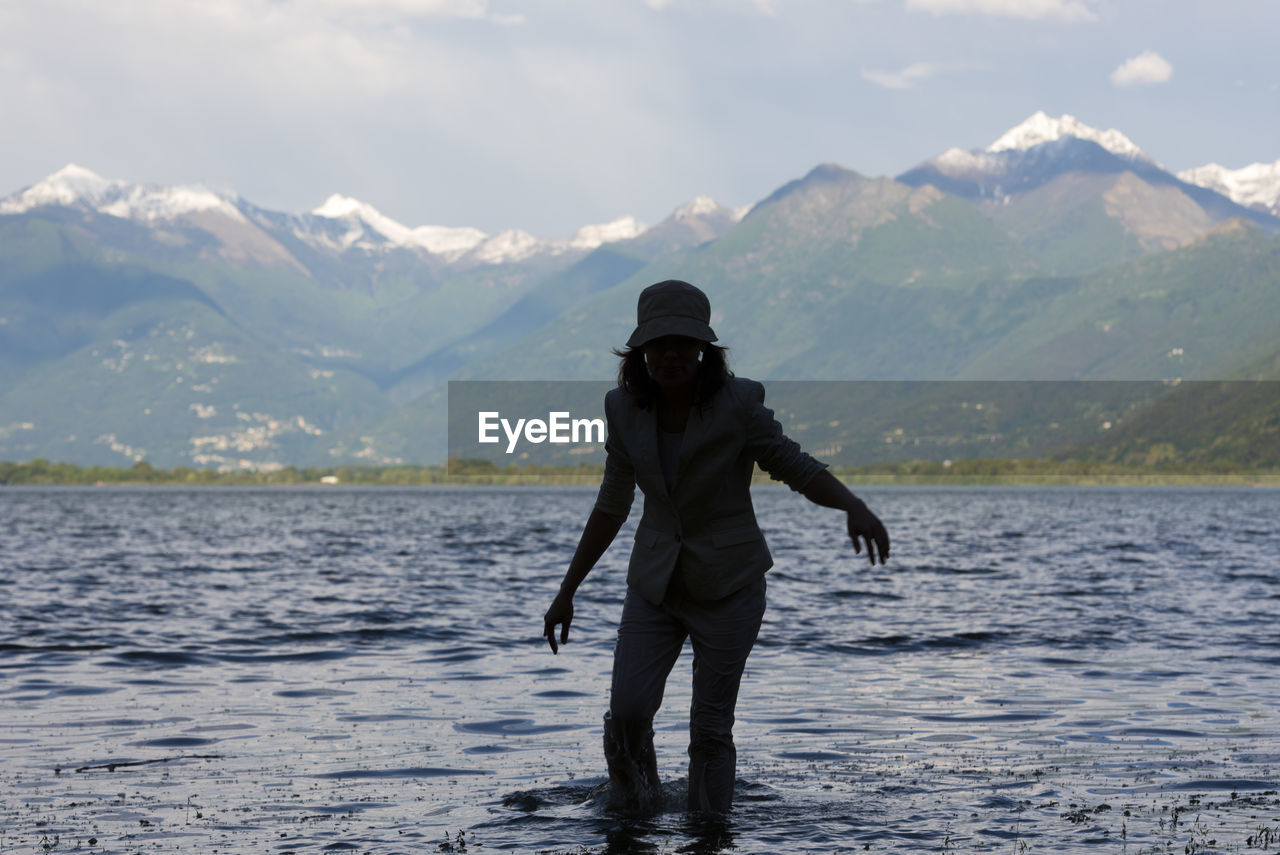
[
  {"xmin": 957, "ymin": 220, "xmax": 1280, "ymax": 380},
  {"xmin": 460, "ymin": 164, "xmax": 1039, "ymax": 384},
  {"xmin": 1066, "ymin": 379, "xmax": 1280, "ymax": 468},
  {"xmin": 2, "ymin": 113, "xmax": 1278, "ymax": 468}
]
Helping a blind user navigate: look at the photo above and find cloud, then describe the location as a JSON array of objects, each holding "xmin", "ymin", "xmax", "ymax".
[
  {"xmin": 862, "ymin": 62, "xmax": 942, "ymax": 90},
  {"xmin": 643, "ymin": 0, "xmax": 777, "ymax": 15},
  {"xmin": 307, "ymin": 0, "xmax": 524, "ymax": 25},
  {"xmin": 9, "ymin": 0, "xmax": 522, "ymax": 105},
  {"xmin": 1110, "ymin": 50, "xmax": 1173, "ymax": 87},
  {"xmin": 904, "ymin": 0, "xmax": 1097, "ymax": 22}
]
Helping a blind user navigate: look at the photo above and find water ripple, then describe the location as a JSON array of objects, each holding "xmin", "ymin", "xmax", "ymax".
[{"xmin": 2, "ymin": 485, "xmax": 1279, "ymax": 854}]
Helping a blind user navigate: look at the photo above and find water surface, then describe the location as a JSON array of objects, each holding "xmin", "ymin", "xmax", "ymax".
[{"xmin": 2, "ymin": 486, "xmax": 1279, "ymax": 853}]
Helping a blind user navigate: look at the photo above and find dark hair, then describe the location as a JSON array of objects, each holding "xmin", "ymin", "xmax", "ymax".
[{"xmin": 612, "ymin": 342, "xmax": 732, "ymax": 410}]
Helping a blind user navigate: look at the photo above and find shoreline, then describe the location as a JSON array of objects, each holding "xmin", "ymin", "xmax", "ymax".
[{"xmin": 4, "ymin": 459, "xmax": 1279, "ymax": 488}]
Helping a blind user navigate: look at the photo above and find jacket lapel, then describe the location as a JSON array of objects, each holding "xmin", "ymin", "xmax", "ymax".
[
  {"xmin": 631, "ymin": 401, "xmax": 665, "ymax": 497},
  {"xmin": 672, "ymin": 392, "xmax": 712, "ymax": 505},
  {"xmin": 635, "ymin": 386, "xmax": 721, "ymax": 504}
]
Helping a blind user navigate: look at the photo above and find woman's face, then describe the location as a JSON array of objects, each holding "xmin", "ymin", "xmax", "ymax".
[{"xmin": 642, "ymin": 335, "xmax": 703, "ymax": 390}]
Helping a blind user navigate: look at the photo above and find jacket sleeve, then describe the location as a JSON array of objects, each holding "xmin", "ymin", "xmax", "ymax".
[
  {"xmin": 592, "ymin": 390, "xmax": 636, "ymax": 522},
  {"xmin": 742, "ymin": 380, "xmax": 828, "ymax": 491}
]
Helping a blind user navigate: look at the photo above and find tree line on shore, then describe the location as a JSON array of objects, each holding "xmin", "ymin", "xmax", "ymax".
[{"xmin": 2, "ymin": 457, "xmax": 1277, "ymax": 486}]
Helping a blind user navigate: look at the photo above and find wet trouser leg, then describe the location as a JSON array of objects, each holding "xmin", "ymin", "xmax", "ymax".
[
  {"xmin": 606, "ymin": 577, "xmax": 767, "ymax": 815},
  {"xmin": 606, "ymin": 587, "xmax": 686, "ymax": 813},
  {"xmin": 683, "ymin": 576, "xmax": 766, "ymax": 814}
]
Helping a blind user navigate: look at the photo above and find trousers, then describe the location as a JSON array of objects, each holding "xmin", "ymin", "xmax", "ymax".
[{"xmin": 605, "ymin": 574, "xmax": 766, "ymax": 814}]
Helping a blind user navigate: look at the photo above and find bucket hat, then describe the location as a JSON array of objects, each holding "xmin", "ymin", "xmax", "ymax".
[{"xmin": 626, "ymin": 280, "xmax": 718, "ymax": 348}]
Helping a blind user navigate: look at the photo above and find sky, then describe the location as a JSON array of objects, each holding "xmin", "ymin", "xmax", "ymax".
[{"xmin": 1, "ymin": 0, "xmax": 1277, "ymax": 238}]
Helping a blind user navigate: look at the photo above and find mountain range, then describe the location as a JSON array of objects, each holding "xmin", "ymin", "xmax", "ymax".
[{"xmin": 1, "ymin": 112, "xmax": 1277, "ymax": 469}]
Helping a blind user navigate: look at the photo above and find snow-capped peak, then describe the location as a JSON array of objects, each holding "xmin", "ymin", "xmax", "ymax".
[
  {"xmin": 568, "ymin": 215, "xmax": 645, "ymax": 249},
  {"xmin": 313, "ymin": 194, "xmax": 412, "ymax": 244},
  {"xmin": 471, "ymin": 229, "xmax": 542, "ymax": 264},
  {"xmin": 674, "ymin": 196, "xmax": 722, "ymax": 219},
  {"xmin": 0, "ymin": 163, "xmax": 241, "ymax": 221},
  {"xmin": 0, "ymin": 163, "xmax": 117, "ymax": 213},
  {"xmin": 3, "ymin": 166, "xmax": 661, "ymax": 266},
  {"xmin": 1177, "ymin": 159, "xmax": 1280, "ymax": 215},
  {"xmin": 406, "ymin": 224, "xmax": 490, "ymax": 257},
  {"xmin": 668, "ymin": 196, "xmax": 751, "ymax": 223},
  {"xmin": 312, "ymin": 193, "xmax": 370, "ymax": 220},
  {"xmin": 934, "ymin": 147, "xmax": 1000, "ymax": 171},
  {"xmin": 987, "ymin": 111, "xmax": 1149, "ymax": 161},
  {"xmin": 50, "ymin": 163, "xmax": 106, "ymax": 183},
  {"xmin": 103, "ymin": 185, "xmax": 235, "ymax": 221},
  {"xmin": 311, "ymin": 194, "xmax": 488, "ymax": 256},
  {"xmin": 308, "ymin": 194, "xmax": 645, "ymax": 261}
]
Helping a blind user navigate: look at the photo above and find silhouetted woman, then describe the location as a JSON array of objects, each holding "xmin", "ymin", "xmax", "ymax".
[{"xmin": 543, "ymin": 279, "xmax": 889, "ymax": 815}]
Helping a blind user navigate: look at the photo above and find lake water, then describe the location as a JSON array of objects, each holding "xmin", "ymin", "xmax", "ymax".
[{"xmin": 2, "ymin": 485, "xmax": 1279, "ymax": 854}]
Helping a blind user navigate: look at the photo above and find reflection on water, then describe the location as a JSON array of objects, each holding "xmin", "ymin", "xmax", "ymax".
[{"xmin": 2, "ymin": 486, "xmax": 1279, "ymax": 853}]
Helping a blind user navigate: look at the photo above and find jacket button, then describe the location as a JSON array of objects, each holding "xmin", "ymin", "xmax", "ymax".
[{"xmin": 674, "ymin": 534, "xmax": 682, "ymax": 542}]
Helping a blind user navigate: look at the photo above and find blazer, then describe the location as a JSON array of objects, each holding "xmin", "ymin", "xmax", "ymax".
[{"xmin": 593, "ymin": 376, "xmax": 827, "ymax": 604}]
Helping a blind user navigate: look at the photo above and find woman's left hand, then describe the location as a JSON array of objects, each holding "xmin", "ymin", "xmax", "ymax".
[
  {"xmin": 543, "ymin": 592, "xmax": 575, "ymax": 654},
  {"xmin": 847, "ymin": 500, "xmax": 890, "ymax": 565}
]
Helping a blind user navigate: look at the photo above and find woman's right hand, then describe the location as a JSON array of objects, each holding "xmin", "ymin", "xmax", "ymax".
[
  {"xmin": 543, "ymin": 593, "xmax": 574, "ymax": 654},
  {"xmin": 847, "ymin": 499, "xmax": 890, "ymax": 566},
  {"xmin": 544, "ymin": 508, "xmax": 623, "ymax": 654}
]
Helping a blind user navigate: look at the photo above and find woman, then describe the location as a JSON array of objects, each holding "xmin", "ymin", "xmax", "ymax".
[{"xmin": 542, "ymin": 279, "xmax": 890, "ymax": 815}]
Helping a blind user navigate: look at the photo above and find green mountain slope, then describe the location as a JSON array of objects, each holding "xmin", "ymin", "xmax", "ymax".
[
  {"xmin": 0, "ymin": 297, "xmax": 392, "ymax": 467},
  {"xmin": 462, "ymin": 165, "xmax": 1043, "ymax": 382},
  {"xmin": 958, "ymin": 220, "xmax": 1280, "ymax": 380},
  {"xmin": 1066, "ymin": 379, "xmax": 1280, "ymax": 467},
  {"xmin": 983, "ymin": 171, "xmax": 1215, "ymax": 275},
  {"xmin": 0, "ymin": 208, "xmax": 564, "ymax": 379},
  {"xmin": 4, "ymin": 154, "xmax": 1278, "ymax": 469},
  {"xmin": 383, "ymin": 243, "xmax": 652, "ymax": 401}
]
